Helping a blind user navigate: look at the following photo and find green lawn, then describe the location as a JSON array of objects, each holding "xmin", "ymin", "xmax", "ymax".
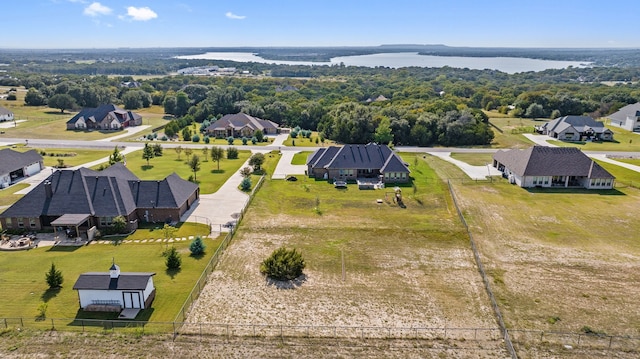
[
  {"xmin": 0, "ymin": 184, "xmax": 28, "ymax": 208},
  {"xmin": 4, "ymin": 146, "xmax": 113, "ymax": 168},
  {"xmin": 114, "ymin": 148, "xmax": 252, "ymax": 194},
  {"xmin": 0, "ymin": 233, "xmax": 221, "ymax": 322},
  {"xmin": 594, "ymin": 159, "xmax": 640, "ymax": 187},
  {"xmin": 487, "ymin": 117, "xmax": 541, "ymax": 149},
  {"xmin": 548, "ymin": 126, "xmax": 640, "ymax": 152},
  {"xmin": 291, "ymin": 151, "xmax": 313, "ymax": 165},
  {"xmin": 282, "ymin": 131, "xmax": 331, "ymax": 147}
]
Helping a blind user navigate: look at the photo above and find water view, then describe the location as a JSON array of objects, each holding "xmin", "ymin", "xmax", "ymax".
[{"xmin": 176, "ymin": 52, "xmax": 590, "ymax": 74}]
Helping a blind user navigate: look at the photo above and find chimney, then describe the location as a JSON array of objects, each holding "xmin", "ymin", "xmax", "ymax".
[{"xmin": 44, "ymin": 180, "xmax": 53, "ymax": 198}]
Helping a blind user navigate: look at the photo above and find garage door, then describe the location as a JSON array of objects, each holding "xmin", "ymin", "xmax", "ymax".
[{"xmin": 25, "ymin": 163, "xmax": 41, "ymax": 176}]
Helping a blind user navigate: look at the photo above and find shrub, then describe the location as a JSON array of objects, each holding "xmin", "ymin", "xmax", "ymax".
[
  {"xmin": 241, "ymin": 136, "xmax": 248, "ymax": 145},
  {"xmin": 204, "ymin": 136, "xmax": 210, "ymax": 144},
  {"xmin": 227, "ymin": 136, "xmax": 234, "ymax": 145},
  {"xmin": 165, "ymin": 246, "xmax": 182, "ymax": 270},
  {"xmin": 112, "ymin": 215, "xmax": 127, "ymax": 234},
  {"xmin": 240, "ymin": 176, "xmax": 252, "ymax": 191},
  {"xmin": 239, "ymin": 166, "xmax": 252, "ymax": 178},
  {"xmin": 161, "ymin": 135, "xmax": 168, "ymax": 141},
  {"xmin": 251, "ymin": 136, "xmax": 257, "ymax": 144},
  {"xmin": 227, "ymin": 146, "xmax": 238, "ymax": 159},
  {"xmin": 192, "ymin": 134, "xmax": 200, "ymax": 143},
  {"xmin": 189, "ymin": 236, "xmax": 206, "ymax": 256},
  {"xmin": 45, "ymin": 263, "xmax": 64, "ymax": 289},
  {"xmin": 7, "ymin": 93, "xmax": 16, "ymax": 101},
  {"xmin": 260, "ymin": 247, "xmax": 305, "ymax": 281}
]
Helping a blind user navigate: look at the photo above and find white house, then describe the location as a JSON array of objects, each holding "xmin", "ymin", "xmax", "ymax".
[
  {"xmin": 607, "ymin": 102, "xmax": 640, "ymax": 132},
  {"xmin": 72, "ymin": 264, "xmax": 156, "ymax": 312},
  {"xmin": 0, "ymin": 106, "xmax": 13, "ymax": 122}
]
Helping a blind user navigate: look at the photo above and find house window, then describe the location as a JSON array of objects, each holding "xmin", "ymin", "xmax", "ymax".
[
  {"xmin": 17, "ymin": 218, "xmax": 24, "ymax": 228},
  {"xmin": 565, "ymin": 133, "xmax": 574, "ymax": 138},
  {"xmin": 100, "ymin": 217, "xmax": 113, "ymax": 226},
  {"xmin": 29, "ymin": 218, "xmax": 36, "ymax": 228},
  {"xmin": 543, "ymin": 177, "xmax": 549, "ymax": 185},
  {"xmin": 5, "ymin": 218, "xmax": 12, "ymax": 228}
]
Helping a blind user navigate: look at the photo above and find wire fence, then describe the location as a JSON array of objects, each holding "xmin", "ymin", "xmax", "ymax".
[
  {"xmin": 173, "ymin": 175, "xmax": 266, "ymax": 324},
  {"xmin": 447, "ymin": 179, "xmax": 518, "ymax": 359}
]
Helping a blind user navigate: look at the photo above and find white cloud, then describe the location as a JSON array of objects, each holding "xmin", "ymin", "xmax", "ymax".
[
  {"xmin": 83, "ymin": 2, "xmax": 112, "ymax": 16},
  {"xmin": 225, "ymin": 12, "xmax": 246, "ymax": 20},
  {"xmin": 124, "ymin": 6, "xmax": 158, "ymax": 21}
]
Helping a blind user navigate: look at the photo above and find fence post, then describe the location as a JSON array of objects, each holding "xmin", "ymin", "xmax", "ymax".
[
  {"xmin": 51, "ymin": 318, "xmax": 55, "ymax": 330},
  {"xmin": 609, "ymin": 336, "xmax": 613, "ymax": 349},
  {"xmin": 173, "ymin": 322, "xmax": 177, "ymax": 340},
  {"xmin": 226, "ymin": 324, "xmax": 230, "ymax": 341},
  {"xmin": 3, "ymin": 318, "xmax": 6, "ymax": 328}
]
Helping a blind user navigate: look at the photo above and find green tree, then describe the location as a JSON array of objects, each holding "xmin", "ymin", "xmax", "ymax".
[
  {"xmin": 260, "ymin": 247, "xmax": 305, "ymax": 281},
  {"xmin": 184, "ymin": 147, "xmax": 193, "ymax": 161},
  {"xmin": 201, "ymin": 146, "xmax": 209, "ymax": 161},
  {"xmin": 188, "ymin": 154, "xmax": 201, "ymax": 181},
  {"xmin": 152, "ymin": 143, "xmax": 163, "ymax": 156},
  {"xmin": 48, "ymin": 93, "xmax": 76, "ymax": 113},
  {"xmin": 45, "ymin": 263, "xmax": 64, "ymax": 289},
  {"xmin": 24, "ymin": 88, "xmax": 47, "ymax": 106},
  {"xmin": 227, "ymin": 136, "xmax": 234, "ymax": 145},
  {"xmin": 525, "ymin": 103, "xmax": 545, "ymax": 118},
  {"xmin": 374, "ymin": 117, "xmax": 394, "ymax": 145},
  {"xmin": 227, "ymin": 146, "xmax": 238, "ymax": 159},
  {"xmin": 175, "ymin": 91, "xmax": 190, "ymax": 117},
  {"xmin": 249, "ymin": 153, "xmax": 265, "ymax": 173},
  {"xmin": 254, "ymin": 129, "xmax": 264, "ymax": 142},
  {"xmin": 189, "ymin": 236, "xmax": 206, "ymax": 256},
  {"xmin": 142, "ymin": 142, "xmax": 154, "ymax": 165},
  {"xmin": 239, "ymin": 166, "xmax": 252, "ymax": 178},
  {"xmin": 108, "ymin": 146, "xmax": 123, "ymax": 165},
  {"xmin": 174, "ymin": 146, "xmax": 183, "ymax": 160},
  {"xmin": 210, "ymin": 146, "xmax": 224, "ymax": 170},
  {"xmin": 165, "ymin": 247, "xmax": 182, "ymax": 270}
]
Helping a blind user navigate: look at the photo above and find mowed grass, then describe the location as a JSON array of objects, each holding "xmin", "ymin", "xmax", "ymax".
[
  {"xmin": 291, "ymin": 151, "xmax": 312, "ymax": 165},
  {"xmin": 0, "ymin": 233, "xmax": 220, "ymax": 322},
  {"xmin": 452, "ymin": 179, "xmax": 640, "ymax": 335},
  {"xmin": 548, "ymin": 125, "xmax": 640, "ymax": 152},
  {"xmin": 6, "ymin": 146, "xmax": 113, "ymax": 168},
  {"xmin": 450, "ymin": 152, "xmax": 495, "ymax": 166},
  {"xmin": 282, "ymin": 131, "xmax": 331, "ymax": 147},
  {"xmin": 114, "ymin": 148, "xmax": 251, "ymax": 194},
  {"xmin": 488, "ymin": 117, "xmax": 540, "ymax": 149},
  {"xmin": 0, "ymin": 184, "xmax": 28, "ymax": 208},
  {"xmin": 187, "ymin": 153, "xmax": 496, "ymax": 329}
]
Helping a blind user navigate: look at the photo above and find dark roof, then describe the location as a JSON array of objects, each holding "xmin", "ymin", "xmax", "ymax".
[
  {"xmin": 0, "ymin": 163, "xmax": 198, "ymax": 219},
  {"xmin": 73, "ymin": 272, "xmax": 155, "ymax": 291},
  {"xmin": 308, "ymin": 144, "xmax": 409, "ymax": 173},
  {"xmin": 608, "ymin": 102, "xmax": 640, "ymax": 122},
  {"xmin": 67, "ymin": 104, "xmax": 141, "ymax": 125},
  {"xmin": 205, "ymin": 113, "xmax": 278, "ymax": 133},
  {"xmin": 493, "ymin": 146, "xmax": 614, "ymax": 179},
  {"xmin": 0, "ymin": 148, "xmax": 43, "ymax": 175},
  {"xmin": 543, "ymin": 115, "xmax": 609, "ymax": 134}
]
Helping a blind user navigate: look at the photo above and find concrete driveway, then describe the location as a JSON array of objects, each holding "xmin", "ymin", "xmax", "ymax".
[
  {"xmin": 427, "ymin": 152, "xmax": 502, "ymax": 180},
  {"xmin": 522, "ymin": 133, "xmax": 558, "ymax": 147},
  {"xmin": 271, "ymin": 150, "xmax": 307, "ymax": 179}
]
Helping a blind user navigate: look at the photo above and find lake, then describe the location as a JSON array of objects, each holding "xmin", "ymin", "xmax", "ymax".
[{"xmin": 175, "ymin": 52, "xmax": 590, "ymax": 74}]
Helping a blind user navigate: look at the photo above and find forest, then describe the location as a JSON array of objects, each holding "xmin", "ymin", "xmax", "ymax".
[{"xmin": 2, "ymin": 47, "xmax": 640, "ymax": 146}]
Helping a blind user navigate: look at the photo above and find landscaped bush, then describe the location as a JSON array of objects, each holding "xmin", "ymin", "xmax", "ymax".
[
  {"xmin": 192, "ymin": 134, "xmax": 200, "ymax": 143},
  {"xmin": 227, "ymin": 136, "xmax": 234, "ymax": 145},
  {"xmin": 189, "ymin": 236, "xmax": 206, "ymax": 256},
  {"xmin": 260, "ymin": 247, "xmax": 305, "ymax": 281},
  {"xmin": 241, "ymin": 136, "xmax": 248, "ymax": 145},
  {"xmin": 240, "ymin": 176, "xmax": 252, "ymax": 191},
  {"xmin": 227, "ymin": 146, "xmax": 238, "ymax": 159},
  {"xmin": 204, "ymin": 136, "xmax": 210, "ymax": 144},
  {"xmin": 164, "ymin": 246, "xmax": 182, "ymax": 270}
]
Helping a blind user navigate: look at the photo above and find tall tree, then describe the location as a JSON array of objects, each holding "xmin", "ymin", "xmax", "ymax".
[
  {"xmin": 109, "ymin": 146, "xmax": 123, "ymax": 165},
  {"xmin": 210, "ymin": 146, "xmax": 224, "ymax": 170},
  {"xmin": 47, "ymin": 94, "xmax": 76, "ymax": 113},
  {"xmin": 374, "ymin": 117, "xmax": 394, "ymax": 145},
  {"xmin": 188, "ymin": 154, "xmax": 201, "ymax": 181},
  {"xmin": 174, "ymin": 146, "xmax": 183, "ymax": 160},
  {"xmin": 249, "ymin": 153, "xmax": 265, "ymax": 173},
  {"xmin": 142, "ymin": 142, "xmax": 154, "ymax": 165}
]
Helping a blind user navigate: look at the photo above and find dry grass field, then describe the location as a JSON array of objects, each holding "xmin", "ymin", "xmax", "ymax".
[
  {"xmin": 187, "ymin": 156, "xmax": 498, "ymax": 332},
  {"xmin": 452, "ymin": 181, "xmax": 640, "ymax": 337}
]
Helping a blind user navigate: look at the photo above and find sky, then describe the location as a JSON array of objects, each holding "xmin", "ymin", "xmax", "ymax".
[{"xmin": 3, "ymin": 0, "xmax": 640, "ymax": 49}]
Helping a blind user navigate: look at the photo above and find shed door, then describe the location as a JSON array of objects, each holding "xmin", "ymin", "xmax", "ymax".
[{"xmin": 123, "ymin": 292, "xmax": 142, "ymax": 309}]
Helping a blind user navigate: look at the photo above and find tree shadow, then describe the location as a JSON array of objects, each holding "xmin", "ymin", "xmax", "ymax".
[
  {"xmin": 265, "ymin": 274, "xmax": 307, "ymax": 290},
  {"xmin": 165, "ymin": 267, "xmax": 181, "ymax": 279},
  {"xmin": 211, "ymin": 169, "xmax": 226, "ymax": 174},
  {"xmin": 525, "ymin": 187, "xmax": 625, "ymax": 196},
  {"xmin": 44, "ymin": 111, "xmax": 72, "ymax": 116},
  {"xmin": 141, "ymin": 165, "xmax": 154, "ymax": 171},
  {"xmin": 189, "ymin": 252, "xmax": 205, "ymax": 260},
  {"xmin": 41, "ymin": 287, "xmax": 61, "ymax": 302}
]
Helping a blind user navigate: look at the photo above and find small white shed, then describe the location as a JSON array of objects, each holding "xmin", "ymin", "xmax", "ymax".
[{"xmin": 72, "ymin": 264, "xmax": 156, "ymax": 312}]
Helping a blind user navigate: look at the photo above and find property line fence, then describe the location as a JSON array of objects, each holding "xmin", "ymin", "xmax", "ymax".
[
  {"xmin": 173, "ymin": 175, "xmax": 266, "ymax": 324},
  {"xmin": 1, "ymin": 317, "xmax": 638, "ymax": 353},
  {"xmin": 447, "ymin": 179, "xmax": 518, "ymax": 359}
]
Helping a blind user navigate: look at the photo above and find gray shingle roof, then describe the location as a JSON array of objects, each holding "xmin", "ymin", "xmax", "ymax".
[
  {"xmin": 543, "ymin": 116, "xmax": 609, "ymax": 134},
  {"xmin": 205, "ymin": 113, "xmax": 278, "ymax": 133},
  {"xmin": 0, "ymin": 106, "xmax": 13, "ymax": 116},
  {"xmin": 73, "ymin": 272, "xmax": 155, "ymax": 290},
  {"xmin": 0, "ymin": 148, "xmax": 42, "ymax": 175},
  {"xmin": 493, "ymin": 146, "xmax": 614, "ymax": 178},
  {"xmin": 308, "ymin": 144, "xmax": 409, "ymax": 174},
  {"xmin": 608, "ymin": 102, "xmax": 640, "ymax": 122},
  {"xmin": 67, "ymin": 104, "xmax": 141, "ymax": 125},
  {"xmin": 0, "ymin": 163, "xmax": 197, "ymax": 219}
]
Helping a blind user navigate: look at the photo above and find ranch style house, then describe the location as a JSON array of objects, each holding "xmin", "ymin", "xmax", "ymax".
[
  {"xmin": 0, "ymin": 148, "xmax": 44, "ymax": 189},
  {"xmin": 536, "ymin": 115, "xmax": 613, "ymax": 142},
  {"xmin": 66, "ymin": 104, "xmax": 142, "ymax": 131},
  {"xmin": 0, "ymin": 163, "xmax": 199, "ymax": 234},
  {"xmin": 492, "ymin": 146, "xmax": 615, "ymax": 189},
  {"xmin": 204, "ymin": 113, "xmax": 279, "ymax": 138},
  {"xmin": 607, "ymin": 102, "xmax": 640, "ymax": 132},
  {"xmin": 307, "ymin": 143, "xmax": 410, "ymax": 188}
]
